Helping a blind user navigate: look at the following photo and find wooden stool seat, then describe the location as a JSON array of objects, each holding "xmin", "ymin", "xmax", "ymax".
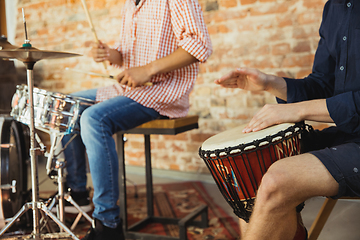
[
  {"xmin": 116, "ymin": 115, "xmax": 208, "ymax": 240},
  {"xmin": 124, "ymin": 115, "xmax": 199, "ymax": 134}
]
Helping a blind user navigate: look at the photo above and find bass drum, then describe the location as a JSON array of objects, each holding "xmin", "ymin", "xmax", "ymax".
[{"xmin": 0, "ymin": 116, "xmax": 29, "ymax": 228}]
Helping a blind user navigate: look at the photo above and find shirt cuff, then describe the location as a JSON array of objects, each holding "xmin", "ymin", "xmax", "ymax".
[
  {"xmin": 327, "ymin": 92, "xmax": 359, "ymax": 134},
  {"xmin": 179, "ymin": 37, "xmax": 212, "ymax": 63}
]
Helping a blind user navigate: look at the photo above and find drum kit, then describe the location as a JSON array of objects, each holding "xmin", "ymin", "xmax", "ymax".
[
  {"xmin": 0, "ymin": 3, "xmax": 313, "ymax": 239},
  {"xmin": 0, "ymin": 9, "xmax": 94, "ymax": 240}
]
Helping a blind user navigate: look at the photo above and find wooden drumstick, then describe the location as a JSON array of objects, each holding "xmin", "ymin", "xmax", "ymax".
[
  {"xmin": 80, "ymin": 0, "xmax": 107, "ymax": 70},
  {"xmin": 65, "ymin": 68, "xmax": 153, "ymax": 86}
]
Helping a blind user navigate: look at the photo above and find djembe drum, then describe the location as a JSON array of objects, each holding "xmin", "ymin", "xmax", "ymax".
[{"xmin": 199, "ymin": 122, "xmax": 307, "ymax": 222}]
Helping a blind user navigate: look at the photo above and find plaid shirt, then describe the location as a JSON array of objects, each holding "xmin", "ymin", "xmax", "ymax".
[{"xmin": 96, "ymin": 0, "xmax": 212, "ymax": 118}]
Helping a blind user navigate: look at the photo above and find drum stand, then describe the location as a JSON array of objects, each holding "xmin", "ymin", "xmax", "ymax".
[
  {"xmin": 0, "ymin": 10, "xmax": 92, "ymax": 239},
  {"xmin": 44, "ymin": 133, "xmax": 92, "ymax": 231},
  {"xmin": 0, "ymin": 54, "xmax": 85, "ymax": 239}
]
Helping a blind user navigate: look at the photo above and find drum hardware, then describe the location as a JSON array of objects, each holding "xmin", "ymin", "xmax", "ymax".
[
  {"xmin": 0, "ymin": 180, "xmax": 17, "ymax": 193},
  {"xmin": 0, "ymin": 143, "xmax": 14, "ymax": 148},
  {"xmin": 0, "ymin": 9, "xmax": 82, "ymax": 240},
  {"xmin": 0, "ymin": 36, "xmax": 18, "ymax": 50},
  {"xmin": 10, "ymin": 82, "xmax": 94, "ymax": 229},
  {"xmin": 45, "ymin": 132, "xmax": 65, "ymax": 177},
  {"xmin": 45, "ymin": 158, "xmax": 93, "ymax": 232}
]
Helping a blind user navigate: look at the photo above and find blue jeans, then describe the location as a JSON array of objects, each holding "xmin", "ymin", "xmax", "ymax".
[{"xmin": 62, "ymin": 89, "xmax": 161, "ymax": 228}]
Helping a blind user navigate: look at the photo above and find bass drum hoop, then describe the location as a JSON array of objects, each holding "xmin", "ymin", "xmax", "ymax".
[{"xmin": 0, "ymin": 116, "xmax": 28, "ymax": 225}]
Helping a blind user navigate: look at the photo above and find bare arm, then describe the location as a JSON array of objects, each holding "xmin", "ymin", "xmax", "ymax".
[
  {"xmin": 243, "ymin": 99, "xmax": 333, "ymax": 133},
  {"xmin": 265, "ymin": 74, "xmax": 288, "ymax": 102},
  {"xmin": 214, "ymin": 68, "xmax": 288, "ymax": 101},
  {"xmin": 215, "ymin": 68, "xmax": 334, "ymax": 132}
]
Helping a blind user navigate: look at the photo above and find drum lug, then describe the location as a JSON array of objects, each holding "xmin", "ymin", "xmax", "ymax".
[
  {"xmin": 0, "ymin": 180, "xmax": 17, "ymax": 193},
  {"xmin": 11, "ymin": 180, "xmax": 16, "ymax": 193},
  {"xmin": 0, "ymin": 143, "xmax": 13, "ymax": 148}
]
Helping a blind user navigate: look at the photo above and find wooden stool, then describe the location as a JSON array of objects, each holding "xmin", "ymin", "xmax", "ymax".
[
  {"xmin": 116, "ymin": 115, "xmax": 208, "ymax": 240},
  {"xmin": 308, "ymin": 196, "xmax": 360, "ymax": 240}
]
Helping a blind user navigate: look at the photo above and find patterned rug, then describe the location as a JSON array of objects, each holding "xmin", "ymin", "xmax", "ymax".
[
  {"xmin": 125, "ymin": 181, "xmax": 240, "ymax": 239},
  {"xmin": 74, "ymin": 181, "xmax": 239, "ymax": 239},
  {"xmin": 3, "ymin": 182, "xmax": 240, "ymax": 239}
]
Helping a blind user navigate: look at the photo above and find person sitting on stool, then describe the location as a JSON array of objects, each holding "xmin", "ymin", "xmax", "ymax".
[
  {"xmin": 62, "ymin": 0, "xmax": 212, "ymax": 239},
  {"xmin": 215, "ymin": 0, "xmax": 360, "ymax": 239}
]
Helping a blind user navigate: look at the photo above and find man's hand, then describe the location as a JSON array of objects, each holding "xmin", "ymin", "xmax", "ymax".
[
  {"xmin": 90, "ymin": 41, "xmax": 111, "ymax": 63},
  {"xmin": 242, "ymin": 103, "xmax": 303, "ymax": 133},
  {"xmin": 242, "ymin": 99, "xmax": 333, "ymax": 133},
  {"xmin": 215, "ymin": 67, "xmax": 288, "ymax": 101},
  {"xmin": 215, "ymin": 68, "xmax": 270, "ymax": 92},
  {"xmin": 116, "ymin": 65, "xmax": 152, "ymax": 88}
]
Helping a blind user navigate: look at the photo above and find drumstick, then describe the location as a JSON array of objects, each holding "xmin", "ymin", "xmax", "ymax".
[
  {"xmin": 80, "ymin": 0, "xmax": 107, "ymax": 70},
  {"xmin": 65, "ymin": 68, "xmax": 153, "ymax": 86}
]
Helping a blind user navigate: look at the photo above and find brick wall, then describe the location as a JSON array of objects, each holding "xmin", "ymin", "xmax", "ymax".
[{"xmin": 11, "ymin": 0, "xmax": 328, "ymax": 173}]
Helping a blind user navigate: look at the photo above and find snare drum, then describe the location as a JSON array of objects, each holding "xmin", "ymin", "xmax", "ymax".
[
  {"xmin": 199, "ymin": 123, "xmax": 305, "ymax": 222},
  {"xmin": 0, "ymin": 116, "xmax": 29, "ymax": 228},
  {"xmin": 10, "ymin": 84, "xmax": 94, "ymax": 134}
]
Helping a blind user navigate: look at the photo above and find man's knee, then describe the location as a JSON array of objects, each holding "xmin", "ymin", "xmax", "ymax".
[{"xmin": 256, "ymin": 162, "xmax": 294, "ymax": 209}]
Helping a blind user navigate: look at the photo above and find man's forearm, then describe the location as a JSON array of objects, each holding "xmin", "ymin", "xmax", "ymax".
[
  {"xmin": 108, "ymin": 48, "xmax": 123, "ymax": 66},
  {"xmin": 146, "ymin": 47, "xmax": 198, "ymax": 76},
  {"xmin": 266, "ymin": 75, "xmax": 288, "ymax": 101},
  {"xmin": 296, "ymin": 99, "xmax": 334, "ymax": 123}
]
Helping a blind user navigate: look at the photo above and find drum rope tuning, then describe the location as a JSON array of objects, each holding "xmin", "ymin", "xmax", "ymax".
[{"xmin": 199, "ymin": 122, "xmax": 311, "ymax": 222}]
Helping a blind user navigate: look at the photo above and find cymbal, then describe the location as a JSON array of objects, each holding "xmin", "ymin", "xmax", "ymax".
[
  {"xmin": 0, "ymin": 39, "xmax": 18, "ymax": 50},
  {"xmin": 0, "ymin": 46, "xmax": 81, "ymax": 63}
]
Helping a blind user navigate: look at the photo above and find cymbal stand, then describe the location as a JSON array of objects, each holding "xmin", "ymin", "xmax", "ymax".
[{"xmin": 0, "ymin": 9, "xmax": 79, "ymax": 240}]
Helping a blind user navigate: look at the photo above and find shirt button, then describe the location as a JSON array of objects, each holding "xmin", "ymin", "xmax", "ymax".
[
  {"xmin": 340, "ymin": 66, "xmax": 344, "ymax": 71},
  {"xmin": 347, "ymin": 2, "xmax": 351, "ymax": 7},
  {"xmin": 343, "ymin": 36, "xmax": 347, "ymax": 41}
]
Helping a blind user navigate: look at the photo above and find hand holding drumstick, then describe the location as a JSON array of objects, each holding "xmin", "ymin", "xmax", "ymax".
[
  {"xmin": 90, "ymin": 41, "xmax": 153, "ymax": 87},
  {"xmin": 90, "ymin": 41, "xmax": 123, "ymax": 66}
]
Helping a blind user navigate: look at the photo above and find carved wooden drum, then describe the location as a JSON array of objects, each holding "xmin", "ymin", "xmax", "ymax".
[{"xmin": 199, "ymin": 123, "xmax": 305, "ymax": 222}]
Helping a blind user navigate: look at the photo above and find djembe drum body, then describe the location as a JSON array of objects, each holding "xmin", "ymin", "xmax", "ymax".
[{"xmin": 199, "ymin": 123, "xmax": 306, "ymax": 222}]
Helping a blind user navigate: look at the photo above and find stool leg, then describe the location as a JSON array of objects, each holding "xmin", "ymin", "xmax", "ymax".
[
  {"xmin": 117, "ymin": 133, "xmax": 128, "ymax": 232},
  {"xmin": 144, "ymin": 134, "xmax": 154, "ymax": 217},
  {"xmin": 308, "ymin": 198, "xmax": 338, "ymax": 240}
]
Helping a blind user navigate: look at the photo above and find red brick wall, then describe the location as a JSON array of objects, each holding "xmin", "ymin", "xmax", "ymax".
[{"xmin": 12, "ymin": 0, "xmax": 328, "ymax": 173}]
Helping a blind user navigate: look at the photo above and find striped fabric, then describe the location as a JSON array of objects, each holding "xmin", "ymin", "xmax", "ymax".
[{"xmin": 96, "ymin": 0, "xmax": 212, "ymax": 118}]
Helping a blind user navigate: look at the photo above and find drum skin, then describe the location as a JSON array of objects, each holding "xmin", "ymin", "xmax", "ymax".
[{"xmin": 0, "ymin": 116, "xmax": 28, "ymax": 225}]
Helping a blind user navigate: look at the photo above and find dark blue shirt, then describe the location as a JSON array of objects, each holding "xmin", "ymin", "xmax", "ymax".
[{"xmin": 282, "ymin": 0, "xmax": 360, "ymax": 143}]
